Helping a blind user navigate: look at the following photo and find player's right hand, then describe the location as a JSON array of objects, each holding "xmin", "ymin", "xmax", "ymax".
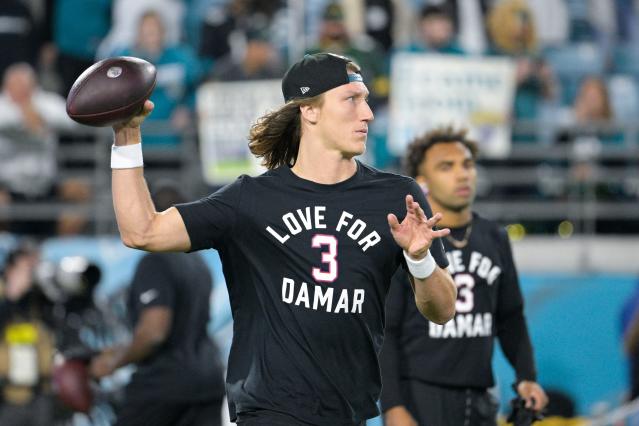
[
  {"xmin": 113, "ymin": 100, "xmax": 154, "ymax": 131},
  {"xmin": 384, "ymin": 406, "xmax": 418, "ymax": 426}
]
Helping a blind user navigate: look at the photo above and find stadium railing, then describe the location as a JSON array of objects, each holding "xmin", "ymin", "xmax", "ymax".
[{"xmin": 0, "ymin": 120, "xmax": 637, "ymax": 236}]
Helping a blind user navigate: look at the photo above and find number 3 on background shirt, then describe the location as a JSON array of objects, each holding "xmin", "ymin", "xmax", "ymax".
[
  {"xmin": 312, "ymin": 234, "xmax": 338, "ymax": 282},
  {"xmin": 454, "ymin": 273, "xmax": 475, "ymax": 313}
]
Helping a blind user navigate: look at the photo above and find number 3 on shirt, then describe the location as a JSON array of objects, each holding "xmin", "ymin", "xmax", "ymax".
[
  {"xmin": 454, "ymin": 273, "xmax": 475, "ymax": 313},
  {"xmin": 312, "ymin": 234, "xmax": 338, "ymax": 282}
]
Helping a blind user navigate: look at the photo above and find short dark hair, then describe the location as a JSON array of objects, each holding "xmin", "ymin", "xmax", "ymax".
[{"xmin": 403, "ymin": 125, "xmax": 479, "ymax": 178}]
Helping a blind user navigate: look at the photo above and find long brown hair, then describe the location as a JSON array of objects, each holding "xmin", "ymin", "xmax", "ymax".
[
  {"xmin": 574, "ymin": 76, "xmax": 612, "ymax": 121},
  {"xmin": 248, "ymin": 95, "xmax": 324, "ymax": 169},
  {"xmin": 248, "ymin": 60, "xmax": 361, "ymax": 170}
]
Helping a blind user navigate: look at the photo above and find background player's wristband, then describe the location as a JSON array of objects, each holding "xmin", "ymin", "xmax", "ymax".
[
  {"xmin": 111, "ymin": 143, "xmax": 143, "ymax": 169},
  {"xmin": 403, "ymin": 250, "xmax": 436, "ymax": 279}
]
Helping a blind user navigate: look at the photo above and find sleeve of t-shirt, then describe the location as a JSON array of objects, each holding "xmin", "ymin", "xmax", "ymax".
[
  {"xmin": 174, "ymin": 176, "xmax": 245, "ymax": 251},
  {"xmin": 406, "ymin": 179, "xmax": 449, "ymax": 269},
  {"xmin": 379, "ymin": 268, "xmax": 410, "ymax": 412},
  {"xmin": 130, "ymin": 254, "xmax": 176, "ymax": 320},
  {"xmin": 495, "ymin": 229, "xmax": 537, "ymax": 382}
]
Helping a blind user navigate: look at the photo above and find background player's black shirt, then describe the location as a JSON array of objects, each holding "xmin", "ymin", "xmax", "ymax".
[
  {"xmin": 125, "ymin": 252, "xmax": 225, "ymax": 403},
  {"xmin": 175, "ymin": 161, "xmax": 448, "ymax": 425},
  {"xmin": 380, "ymin": 213, "xmax": 536, "ymax": 411}
]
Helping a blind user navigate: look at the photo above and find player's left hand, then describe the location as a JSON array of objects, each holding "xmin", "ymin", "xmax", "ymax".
[
  {"xmin": 517, "ymin": 380, "xmax": 548, "ymax": 411},
  {"xmin": 387, "ymin": 194, "xmax": 450, "ymax": 260},
  {"xmin": 89, "ymin": 349, "xmax": 118, "ymax": 378}
]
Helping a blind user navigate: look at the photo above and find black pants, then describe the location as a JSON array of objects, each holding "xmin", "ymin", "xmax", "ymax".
[
  {"xmin": 236, "ymin": 409, "xmax": 366, "ymax": 426},
  {"xmin": 401, "ymin": 379, "xmax": 499, "ymax": 426},
  {"xmin": 116, "ymin": 400, "xmax": 223, "ymax": 426}
]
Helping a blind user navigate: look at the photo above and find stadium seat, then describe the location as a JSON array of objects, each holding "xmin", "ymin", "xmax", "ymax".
[{"xmin": 613, "ymin": 43, "xmax": 639, "ymax": 76}]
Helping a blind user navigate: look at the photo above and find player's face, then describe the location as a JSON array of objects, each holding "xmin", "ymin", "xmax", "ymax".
[
  {"xmin": 419, "ymin": 142, "xmax": 476, "ymax": 213},
  {"xmin": 315, "ymin": 77, "xmax": 374, "ymax": 158}
]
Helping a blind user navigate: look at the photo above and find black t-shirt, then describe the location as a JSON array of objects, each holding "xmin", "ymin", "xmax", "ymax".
[
  {"xmin": 125, "ymin": 252, "xmax": 225, "ymax": 403},
  {"xmin": 379, "ymin": 213, "xmax": 536, "ymax": 411},
  {"xmin": 175, "ymin": 161, "xmax": 448, "ymax": 425}
]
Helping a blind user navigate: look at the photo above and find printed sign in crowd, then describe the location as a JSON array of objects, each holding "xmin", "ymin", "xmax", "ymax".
[
  {"xmin": 388, "ymin": 53, "xmax": 516, "ymax": 158},
  {"xmin": 197, "ymin": 80, "xmax": 281, "ymax": 185}
]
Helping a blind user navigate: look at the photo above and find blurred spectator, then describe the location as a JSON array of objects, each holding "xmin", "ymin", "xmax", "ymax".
[
  {"xmin": 566, "ymin": 76, "xmax": 612, "ymax": 125},
  {"xmin": 97, "ymin": 0, "xmax": 184, "ymax": 59},
  {"xmin": 556, "ymin": 76, "xmax": 620, "ymax": 145},
  {"xmin": 117, "ymin": 10, "xmax": 202, "ymax": 147},
  {"xmin": 364, "ymin": 0, "xmax": 394, "ymax": 52},
  {"xmin": 197, "ymin": 0, "xmax": 236, "ymax": 72},
  {"xmin": 184, "ymin": 0, "xmax": 231, "ymax": 53},
  {"xmin": 555, "ymin": 77, "xmax": 624, "ymax": 204},
  {"xmin": 487, "ymin": 0, "xmax": 556, "ymax": 121},
  {"xmin": 0, "ymin": 0, "xmax": 37, "ymax": 79},
  {"xmin": 616, "ymin": 0, "xmax": 639, "ymax": 43},
  {"xmin": 198, "ymin": 0, "xmax": 287, "ymax": 73},
  {"xmin": 210, "ymin": 19, "xmax": 285, "ymax": 81},
  {"xmin": 419, "ymin": 0, "xmax": 490, "ymax": 56},
  {"xmin": 0, "ymin": 243, "xmax": 56, "ymax": 426},
  {"xmin": 49, "ymin": 0, "xmax": 111, "ymax": 96},
  {"xmin": 0, "ymin": 63, "xmax": 78, "ymax": 236},
  {"xmin": 403, "ymin": 4, "xmax": 465, "ymax": 54},
  {"xmin": 307, "ymin": 2, "xmax": 389, "ymax": 108}
]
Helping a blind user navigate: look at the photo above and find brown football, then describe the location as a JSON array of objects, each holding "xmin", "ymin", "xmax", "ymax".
[
  {"xmin": 52, "ymin": 359, "xmax": 94, "ymax": 413},
  {"xmin": 66, "ymin": 56, "xmax": 156, "ymax": 127}
]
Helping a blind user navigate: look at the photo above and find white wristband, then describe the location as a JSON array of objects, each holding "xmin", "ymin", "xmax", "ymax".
[
  {"xmin": 403, "ymin": 250, "xmax": 437, "ymax": 279},
  {"xmin": 111, "ymin": 143, "xmax": 143, "ymax": 169}
]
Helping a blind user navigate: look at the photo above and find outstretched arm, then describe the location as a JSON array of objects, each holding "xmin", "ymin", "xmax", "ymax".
[
  {"xmin": 111, "ymin": 101, "xmax": 191, "ymax": 252},
  {"xmin": 388, "ymin": 194, "xmax": 456, "ymax": 324}
]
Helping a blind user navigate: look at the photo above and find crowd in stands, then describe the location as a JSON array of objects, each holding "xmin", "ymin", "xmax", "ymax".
[
  {"xmin": 1, "ymin": 0, "xmax": 639, "ymax": 237},
  {"xmin": 0, "ymin": 2, "xmax": 638, "ymax": 424}
]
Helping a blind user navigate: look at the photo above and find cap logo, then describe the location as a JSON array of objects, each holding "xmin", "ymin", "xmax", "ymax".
[{"xmin": 300, "ymin": 86, "xmax": 310, "ymax": 94}]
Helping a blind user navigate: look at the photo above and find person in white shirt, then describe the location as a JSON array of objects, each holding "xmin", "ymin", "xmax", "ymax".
[{"xmin": 0, "ymin": 63, "xmax": 76, "ymax": 199}]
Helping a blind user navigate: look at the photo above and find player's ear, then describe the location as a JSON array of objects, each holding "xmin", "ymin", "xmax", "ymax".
[{"xmin": 300, "ymin": 104, "xmax": 319, "ymax": 125}]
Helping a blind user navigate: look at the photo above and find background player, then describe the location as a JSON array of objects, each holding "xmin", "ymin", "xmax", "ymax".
[
  {"xmin": 90, "ymin": 183, "xmax": 225, "ymax": 426},
  {"xmin": 379, "ymin": 126, "xmax": 548, "ymax": 426},
  {"xmin": 107, "ymin": 53, "xmax": 457, "ymax": 425}
]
